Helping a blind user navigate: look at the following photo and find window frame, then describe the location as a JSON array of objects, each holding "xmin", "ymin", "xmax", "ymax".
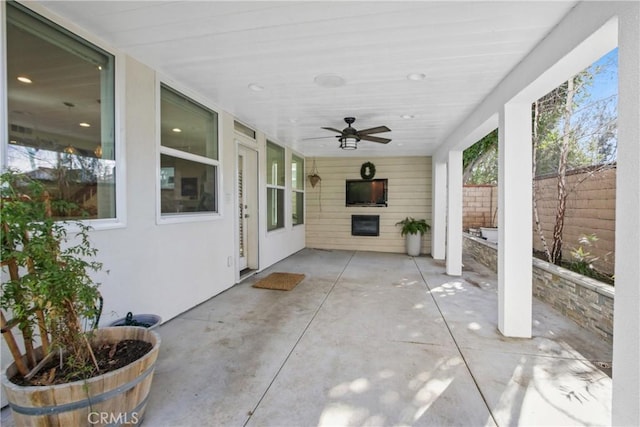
[
  {"xmin": 266, "ymin": 140, "xmax": 285, "ymax": 232},
  {"xmin": 2, "ymin": 1, "xmax": 126, "ymax": 230},
  {"xmin": 156, "ymin": 80, "xmax": 222, "ymax": 225},
  {"xmin": 291, "ymin": 153, "xmax": 305, "ymax": 226}
]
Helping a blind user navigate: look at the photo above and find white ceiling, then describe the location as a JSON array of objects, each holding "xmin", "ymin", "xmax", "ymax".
[{"xmin": 35, "ymin": 0, "xmax": 578, "ymax": 157}]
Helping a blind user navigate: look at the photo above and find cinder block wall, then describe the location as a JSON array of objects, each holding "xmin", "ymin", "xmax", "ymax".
[
  {"xmin": 463, "ymin": 167, "xmax": 616, "ymax": 275},
  {"xmin": 463, "ymin": 185, "xmax": 497, "ymax": 230},
  {"xmin": 533, "ymin": 167, "xmax": 616, "ymax": 275}
]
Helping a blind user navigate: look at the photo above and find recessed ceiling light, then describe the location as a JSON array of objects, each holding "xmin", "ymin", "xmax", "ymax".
[
  {"xmin": 401, "ymin": 114, "xmax": 415, "ymax": 119},
  {"xmin": 407, "ymin": 73, "xmax": 426, "ymax": 81},
  {"xmin": 248, "ymin": 83, "xmax": 264, "ymax": 92},
  {"xmin": 172, "ymin": 128, "xmax": 182, "ymax": 133},
  {"xmin": 79, "ymin": 122, "xmax": 91, "ymax": 127},
  {"xmin": 17, "ymin": 76, "xmax": 32, "ymax": 84},
  {"xmin": 314, "ymin": 74, "xmax": 346, "ymax": 88}
]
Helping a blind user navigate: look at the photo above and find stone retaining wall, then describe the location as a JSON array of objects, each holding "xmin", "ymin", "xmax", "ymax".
[
  {"xmin": 463, "ymin": 234, "xmax": 614, "ymax": 343},
  {"xmin": 463, "ymin": 232, "xmax": 497, "ymax": 271}
]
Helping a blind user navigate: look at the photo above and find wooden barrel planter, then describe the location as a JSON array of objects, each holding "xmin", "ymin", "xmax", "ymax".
[{"xmin": 1, "ymin": 327, "xmax": 161, "ymax": 427}]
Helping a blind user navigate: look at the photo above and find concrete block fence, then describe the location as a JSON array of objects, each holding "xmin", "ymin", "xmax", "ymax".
[{"xmin": 464, "ymin": 166, "xmax": 616, "ymax": 275}]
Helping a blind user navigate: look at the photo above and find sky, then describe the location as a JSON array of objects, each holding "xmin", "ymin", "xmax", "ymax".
[{"xmin": 588, "ymin": 47, "xmax": 618, "ymax": 101}]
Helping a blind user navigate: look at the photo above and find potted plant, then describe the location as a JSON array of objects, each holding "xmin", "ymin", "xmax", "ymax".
[
  {"xmin": 0, "ymin": 171, "xmax": 160, "ymax": 426},
  {"xmin": 110, "ymin": 312, "xmax": 162, "ymax": 330},
  {"xmin": 396, "ymin": 217, "xmax": 430, "ymax": 256}
]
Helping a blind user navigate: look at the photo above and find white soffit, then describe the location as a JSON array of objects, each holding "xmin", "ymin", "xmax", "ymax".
[{"xmin": 37, "ymin": 1, "xmax": 578, "ymax": 157}]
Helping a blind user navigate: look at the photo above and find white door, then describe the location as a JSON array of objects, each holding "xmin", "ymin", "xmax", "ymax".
[{"xmin": 237, "ymin": 144, "xmax": 258, "ymax": 273}]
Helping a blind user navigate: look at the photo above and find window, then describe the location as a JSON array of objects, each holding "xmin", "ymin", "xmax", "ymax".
[
  {"xmin": 292, "ymin": 154, "xmax": 304, "ymax": 225},
  {"xmin": 266, "ymin": 141, "xmax": 285, "ymax": 231},
  {"xmin": 234, "ymin": 121, "xmax": 256, "ymax": 139},
  {"xmin": 5, "ymin": 2, "xmax": 116, "ymax": 220},
  {"xmin": 160, "ymin": 85, "xmax": 218, "ymax": 216}
]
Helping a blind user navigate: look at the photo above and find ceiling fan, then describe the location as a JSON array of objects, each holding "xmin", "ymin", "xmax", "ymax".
[{"xmin": 320, "ymin": 117, "xmax": 391, "ymax": 150}]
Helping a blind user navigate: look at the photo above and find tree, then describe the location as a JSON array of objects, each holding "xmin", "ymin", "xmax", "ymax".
[
  {"xmin": 463, "ymin": 51, "xmax": 617, "ymax": 267},
  {"xmin": 532, "ymin": 54, "xmax": 617, "ymax": 265}
]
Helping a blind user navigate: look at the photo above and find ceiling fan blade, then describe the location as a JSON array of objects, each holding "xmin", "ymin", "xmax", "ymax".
[
  {"xmin": 360, "ymin": 135, "xmax": 391, "ymax": 144},
  {"xmin": 357, "ymin": 125, "xmax": 391, "ymax": 135},
  {"xmin": 301, "ymin": 136, "xmax": 338, "ymax": 141},
  {"xmin": 321, "ymin": 127, "xmax": 344, "ymax": 134}
]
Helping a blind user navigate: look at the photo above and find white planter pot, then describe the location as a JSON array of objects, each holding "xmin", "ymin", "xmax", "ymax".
[{"xmin": 406, "ymin": 233, "xmax": 422, "ymax": 256}]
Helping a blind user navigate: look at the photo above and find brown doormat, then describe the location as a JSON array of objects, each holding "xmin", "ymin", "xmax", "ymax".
[{"xmin": 252, "ymin": 272, "xmax": 305, "ymax": 291}]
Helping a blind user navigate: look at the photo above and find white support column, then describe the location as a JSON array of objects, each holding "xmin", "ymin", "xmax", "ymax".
[
  {"xmin": 498, "ymin": 102, "xmax": 532, "ymax": 338},
  {"xmin": 613, "ymin": 6, "xmax": 640, "ymax": 426},
  {"xmin": 446, "ymin": 150, "xmax": 462, "ymax": 276},
  {"xmin": 431, "ymin": 159, "xmax": 447, "ymax": 260}
]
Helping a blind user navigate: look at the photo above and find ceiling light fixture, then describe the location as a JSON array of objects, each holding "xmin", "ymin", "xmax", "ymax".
[
  {"xmin": 17, "ymin": 76, "xmax": 32, "ymax": 84},
  {"xmin": 248, "ymin": 83, "xmax": 264, "ymax": 92},
  {"xmin": 314, "ymin": 74, "xmax": 346, "ymax": 88},
  {"xmin": 339, "ymin": 135, "xmax": 359, "ymax": 150},
  {"xmin": 406, "ymin": 73, "xmax": 426, "ymax": 81},
  {"xmin": 79, "ymin": 122, "xmax": 91, "ymax": 127},
  {"xmin": 172, "ymin": 128, "xmax": 182, "ymax": 133}
]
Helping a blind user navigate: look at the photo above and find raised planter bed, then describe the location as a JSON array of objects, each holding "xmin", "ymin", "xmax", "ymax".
[{"xmin": 463, "ymin": 233, "xmax": 614, "ymax": 343}]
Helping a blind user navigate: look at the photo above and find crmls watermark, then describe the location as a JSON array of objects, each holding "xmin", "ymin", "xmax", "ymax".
[{"xmin": 88, "ymin": 411, "xmax": 139, "ymax": 425}]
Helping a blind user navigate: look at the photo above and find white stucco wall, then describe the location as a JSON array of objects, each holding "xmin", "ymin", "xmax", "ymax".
[
  {"xmin": 0, "ymin": 10, "xmax": 305, "ymax": 393},
  {"xmin": 95, "ymin": 59, "xmax": 305, "ymax": 325},
  {"xmin": 90, "ymin": 57, "xmax": 237, "ymax": 326}
]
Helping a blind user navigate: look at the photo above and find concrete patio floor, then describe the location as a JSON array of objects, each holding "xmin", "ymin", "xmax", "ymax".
[{"xmin": 2, "ymin": 249, "xmax": 613, "ymax": 426}]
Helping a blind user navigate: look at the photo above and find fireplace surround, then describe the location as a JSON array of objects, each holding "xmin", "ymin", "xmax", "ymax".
[{"xmin": 351, "ymin": 215, "xmax": 380, "ymax": 236}]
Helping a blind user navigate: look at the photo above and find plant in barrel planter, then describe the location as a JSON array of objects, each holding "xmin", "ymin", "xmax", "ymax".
[
  {"xmin": 0, "ymin": 171, "xmax": 160, "ymax": 426},
  {"xmin": 396, "ymin": 217, "xmax": 430, "ymax": 256}
]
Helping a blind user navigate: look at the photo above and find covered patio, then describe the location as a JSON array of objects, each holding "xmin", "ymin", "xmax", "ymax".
[
  {"xmin": 2, "ymin": 1, "xmax": 638, "ymax": 424},
  {"xmin": 139, "ymin": 249, "xmax": 611, "ymax": 426}
]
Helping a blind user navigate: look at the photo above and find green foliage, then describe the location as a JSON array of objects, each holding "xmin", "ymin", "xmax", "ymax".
[
  {"xmin": 1, "ymin": 170, "xmax": 103, "ymax": 379},
  {"xmin": 533, "ymin": 65, "xmax": 617, "ymax": 177},
  {"xmin": 463, "ymin": 129, "xmax": 498, "ymax": 170},
  {"xmin": 567, "ymin": 234, "xmax": 614, "ymax": 284},
  {"xmin": 463, "ymin": 129, "xmax": 498, "ymax": 184},
  {"xmin": 395, "ymin": 217, "xmax": 430, "ymax": 236},
  {"xmin": 568, "ymin": 234, "xmax": 601, "ymax": 275}
]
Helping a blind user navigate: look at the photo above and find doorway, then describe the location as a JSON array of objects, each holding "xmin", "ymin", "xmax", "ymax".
[{"xmin": 237, "ymin": 143, "xmax": 259, "ymax": 278}]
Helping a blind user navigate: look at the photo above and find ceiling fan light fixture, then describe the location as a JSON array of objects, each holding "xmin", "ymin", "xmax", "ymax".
[{"xmin": 340, "ymin": 136, "xmax": 358, "ymax": 150}]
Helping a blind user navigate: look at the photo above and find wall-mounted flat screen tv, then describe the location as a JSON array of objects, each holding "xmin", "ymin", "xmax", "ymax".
[{"xmin": 345, "ymin": 179, "xmax": 388, "ymax": 207}]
